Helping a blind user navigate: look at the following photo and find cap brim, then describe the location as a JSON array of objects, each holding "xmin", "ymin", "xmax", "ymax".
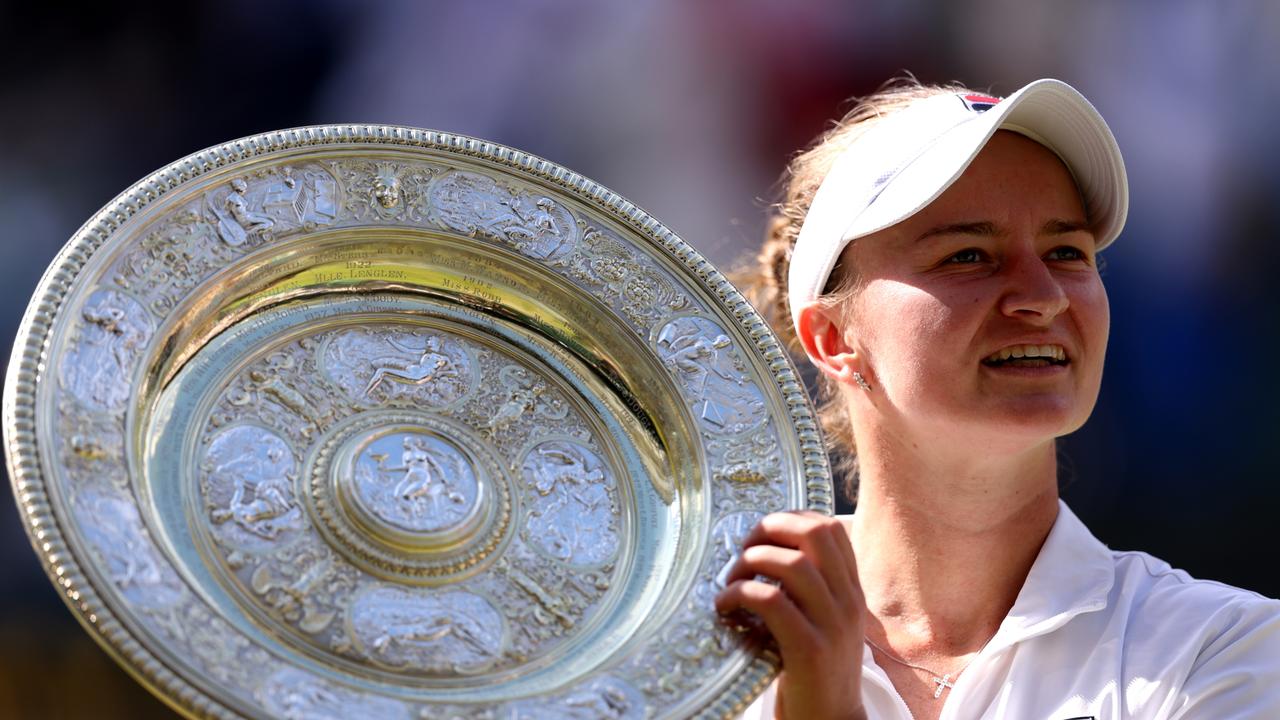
[{"xmin": 848, "ymin": 79, "xmax": 1128, "ymax": 250}]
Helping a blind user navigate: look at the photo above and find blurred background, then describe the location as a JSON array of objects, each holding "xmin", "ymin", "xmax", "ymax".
[{"xmin": 2, "ymin": 1, "xmax": 1277, "ymax": 716}]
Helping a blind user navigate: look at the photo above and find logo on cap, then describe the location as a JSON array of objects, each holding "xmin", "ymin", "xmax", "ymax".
[{"xmin": 959, "ymin": 93, "xmax": 1001, "ymax": 113}]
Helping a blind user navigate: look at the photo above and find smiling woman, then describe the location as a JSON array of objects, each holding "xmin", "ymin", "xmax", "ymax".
[{"xmin": 721, "ymin": 79, "xmax": 1280, "ymax": 720}]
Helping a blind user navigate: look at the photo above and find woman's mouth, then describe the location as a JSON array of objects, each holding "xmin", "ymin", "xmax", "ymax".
[{"xmin": 981, "ymin": 344, "xmax": 1069, "ymax": 368}]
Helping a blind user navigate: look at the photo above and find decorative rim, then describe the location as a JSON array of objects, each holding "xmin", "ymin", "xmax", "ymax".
[{"xmin": 3, "ymin": 125, "xmax": 831, "ymax": 719}]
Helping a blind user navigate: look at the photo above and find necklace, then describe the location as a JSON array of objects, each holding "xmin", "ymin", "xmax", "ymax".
[{"xmin": 863, "ymin": 637, "xmax": 985, "ymax": 699}]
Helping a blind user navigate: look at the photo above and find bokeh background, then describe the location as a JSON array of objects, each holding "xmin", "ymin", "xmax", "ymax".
[{"xmin": 2, "ymin": 1, "xmax": 1277, "ymax": 716}]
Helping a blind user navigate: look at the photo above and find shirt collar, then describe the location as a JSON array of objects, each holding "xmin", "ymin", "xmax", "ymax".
[{"xmin": 988, "ymin": 499, "xmax": 1115, "ymax": 650}]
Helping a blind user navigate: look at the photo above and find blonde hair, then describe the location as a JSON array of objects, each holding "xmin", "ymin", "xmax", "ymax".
[{"xmin": 735, "ymin": 77, "xmax": 981, "ymax": 501}]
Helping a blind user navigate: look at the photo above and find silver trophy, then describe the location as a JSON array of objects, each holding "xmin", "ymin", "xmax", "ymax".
[{"xmin": 3, "ymin": 126, "xmax": 832, "ymax": 718}]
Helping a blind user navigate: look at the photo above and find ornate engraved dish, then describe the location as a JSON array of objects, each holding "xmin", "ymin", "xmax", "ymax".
[{"xmin": 4, "ymin": 126, "xmax": 832, "ymax": 718}]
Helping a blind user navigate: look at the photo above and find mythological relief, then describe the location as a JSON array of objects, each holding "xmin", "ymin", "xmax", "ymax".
[
  {"xmin": 656, "ymin": 316, "xmax": 766, "ymax": 435},
  {"xmin": 207, "ymin": 167, "xmax": 338, "ymax": 247},
  {"xmin": 140, "ymin": 600, "xmax": 277, "ymax": 690},
  {"xmin": 59, "ymin": 289, "xmax": 154, "ymax": 411},
  {"xmin": 632, "ymin": 605, "xmax": 738, "ymax": 704},
  {"xmin": 430, "ymin": 171, "xmax": 579, "ymax": 261},
  {"xmin": 214, "ymin": 338, "xmax": 344, "ymax": 445},
  {"xmin": 110, "ymin": 208, "xmax": 235, "ymax": 316},
  {"xmin": 352, "ymin": 432, "xmax": 479, "ymax": 533},
  {"xmin": 619, "ymin": 511, "xmax": 763, "ymax": 706},
  {"xmin": 509, "ymin": 676, "xmax": 645, "ymax": 720},
  {"xmin": 73, "ymin": 487, "xmax": 185, "ymax": 608},
  {"xmin": 57, "ymin": 399, "xmax": 127, "ymax": 488},
  {"xmin": 201, "ymin": 425, "xmax": 303, "ymax": 548},
  {"xmin": 336, "ymin": 160, "xmax": 435, "ymax": 223},
  {"xmin": 522, "ymin": 440, "xmax": 619, "ymax": 566},
  {"xmin": 257, "ymin": 668, "xmax": 411, "ymax": 720},
  {"xmin": 243, "ymin": 541, "xmax": 358, "ymax": 636},
  {"xmin": 104, "ymin": 165, "xmax": 337, "ymax": 318},
  {"xmin": 322, "ymin": 327, "xmax": 475, "ymax": 408},
  {"xmin": 563, "ymin": 228, "xmax": 691, "ymax": 327},
  {"xmin": 485, "ymin": 365, "xmax": 569, "ymax": 436},
  {"xmin": 708, "ymin": 425, "xmax": 787, "ymax": 514},
  {"xmin": 457, "ymin": 540, "xmax": 613, "ymax": 664},
  {"xmin": 350, "ymin": 587, "xmax": 505, "ymax": 675}
]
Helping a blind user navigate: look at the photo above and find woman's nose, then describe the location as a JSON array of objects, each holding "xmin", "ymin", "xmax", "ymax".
[{"xmin": 998, "ymin": 253, "xmax": 1069, "ymax": 322}]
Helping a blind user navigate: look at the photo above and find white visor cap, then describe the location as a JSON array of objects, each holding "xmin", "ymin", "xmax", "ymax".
[{"xmin": 787, "ymin": 78, "xmax": 1128, "ymax": 334}]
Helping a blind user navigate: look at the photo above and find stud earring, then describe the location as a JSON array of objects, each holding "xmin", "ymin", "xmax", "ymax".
[{"xmin": 853, "ymin": 371, "xmax": 872, "ymax": 393}]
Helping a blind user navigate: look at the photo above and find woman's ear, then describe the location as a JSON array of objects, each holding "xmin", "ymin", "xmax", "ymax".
[{"xmin": 795, "ymin": 303, "xmax": 859, "ymax": 384}]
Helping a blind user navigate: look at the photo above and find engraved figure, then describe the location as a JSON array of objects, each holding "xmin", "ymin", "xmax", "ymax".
[
  {"xmin": 373, "ymin": 613, "xmax": 492, "ymax": 657},
  {"xmin": 656, "ymin": 317, "xmax": 767, "ymax": 434},
  {"xmin": 323, "ymin": 327, "xmax": 474, "ymax": 407},
  {"xmin": 211, "ymin": 445, "xmax": 294, "ymax": 535},
  {"xmin": 527, "ymin": 197, "xmax": 561, "ymax": 236},
  {"xmin": 339, "ymin": 160, "xmax": 432, "ymax": 221},
  {"xmin": 523, "ymin": 441, "xmax": 617, "ymax": 566},
  {"xmin": 565, "ymin": 228, "xmax": 690, "ymax": 327},
  {"xmin": 258, "ymin": 669, "xmax": 411, "ymax": 720},
  {"xmin": 353, "ymin": 432, "xmax": 478, "ymax": 533},
  {"xmin": 262, "ymin": 165, "xmax": 338, "ymax": 226},
  {"xmin": 364, "ymin": 334, "xmax": 458, "ymax": 396},
  {"xmin": 351, "ymin": 588, "xmax": 504, "ymax": 674},
  {"xmin": 248, "ymin": 544, "xmax": 356, "ymax": 635},
  {"xmin": 528, "ymin": 444, "xmax": 605, "ymax": 496},
  {"xmin": 391, "ymin": 435, "xmax": 438, "ymax": 501},
  {"xmin": 669, "ymin": 333, "xmax": 735, "ymax": 396},
  {"xmin": 502, "ymin": 561, "xmax": 576, "ymax": 629},
  {"xmin": 373, "ymin": 163, "xmax": 402, "ymax": 208},
  {"xmin": 710, "ymin": 425, "xmax": 786, "ymax": 512},
  {"xmin": 489, "ymin": 381, "xmax": 542, "ymax": 433},
  {"xmin": 251, "ymin": 368, "xmax": 311, "ymax": 416},
  {"xmin": 222, "ymin": 345, "xmax": 338, "ymax": 445},
  {"xmin": 109, "ymin": 208, "xmax": 228, "ymax": 317},
  {"xmin": 212, "ymin": 177, "xmax": 274, "ymax": 246},
  {"xmin": 564, "ymin": 686, "xmax": 630, "ymax": 719},
  {"xmin": 510, "ymin": 677, "xmax": 644, "ymax": 720},
  {"xmin": 73, "ymin": 488, "xmax": 184, "ymax": 608},
  {"xmin": 60, "ymin": 290, "xmax": 154, "ymax": 410},
  {"xmin": 487, "ymin": 365, "xmax": 567, "ymax": 434},
  {"xmin": 497, "ymin": 195, "xmax": 573, "ymax": 259},
  {"xmin": 203, "ymin": 426, "xmax": 302, "ymax": 543},
  {"xmin": 431, "ymin": 172, "xmax": 578, "ymax": 259}
]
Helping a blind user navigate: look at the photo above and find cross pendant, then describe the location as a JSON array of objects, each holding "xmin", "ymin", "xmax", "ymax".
[{"xmin": 931, "ymin": 674, "xmax": 954, "ymax": 699}]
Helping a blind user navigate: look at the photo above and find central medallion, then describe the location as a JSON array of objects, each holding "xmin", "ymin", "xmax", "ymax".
[
  {"xmin": 308, "ymin": 410, "xmax": 512, "ymax": 585},
  {"xmin": 349, "ymin": 430, "xmax": 481, "ymax": 537}
]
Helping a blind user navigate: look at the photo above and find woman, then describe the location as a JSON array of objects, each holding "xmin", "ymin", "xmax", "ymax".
[{"xmin": 717, "ymin": 79, "xmax": 1280, "ymax": 719}]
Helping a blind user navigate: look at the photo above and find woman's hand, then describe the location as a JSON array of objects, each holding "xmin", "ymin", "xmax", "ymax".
[{"xmin": 714, "ymin": 511, "xmax": 867, "ymax": 720}]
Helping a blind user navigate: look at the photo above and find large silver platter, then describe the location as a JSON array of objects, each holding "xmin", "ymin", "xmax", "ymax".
[{"xmin": 4, "ymin": 126, "xmax": 831, "ymax": 718}]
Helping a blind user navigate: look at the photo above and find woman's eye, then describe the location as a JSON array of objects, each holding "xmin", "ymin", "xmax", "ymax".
[
  {"xmin": 946, "ymin": 248, "xmax": 983, "ymax": 264},
  {"xmin": 1047, "ymin": 246, "xmax": 1086, "ymax": 261}
]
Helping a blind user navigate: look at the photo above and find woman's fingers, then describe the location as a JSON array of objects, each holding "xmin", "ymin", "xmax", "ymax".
[
  {"xmin": 720, "ymin": 544, "xmax": 841, "ymax": 629},
  {"xmin": 738, "ymin": 511, "xmax": 862, "ymax": 612},
  {"xmin": 714, "ymin": 578, "xmax": 819, "ymax": 658}
]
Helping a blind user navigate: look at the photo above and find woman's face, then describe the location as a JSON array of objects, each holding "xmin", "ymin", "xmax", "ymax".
[{"xmin": 843, "ymin": 131, "xmax": 1109, "ymax": 451}]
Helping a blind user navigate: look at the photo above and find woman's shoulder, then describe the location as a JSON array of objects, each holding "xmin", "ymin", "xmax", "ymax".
[
  {"xmin": 1095, "ymin": 547, "xmax": 1280, "ymax": 714},
  {"xmin": 1106, "ymin": 547, "xmax": 1279, "ymax": 620}
]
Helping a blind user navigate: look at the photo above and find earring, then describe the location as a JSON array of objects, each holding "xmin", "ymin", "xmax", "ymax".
[{"xmin": 853, "ymin": 371, "xmax": 872, "ymax": 393}]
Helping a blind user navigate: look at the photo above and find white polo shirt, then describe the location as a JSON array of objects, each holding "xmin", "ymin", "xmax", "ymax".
[{"xmin": 740, "ymin": 500, "xmax": 1280, "ymax": 719}]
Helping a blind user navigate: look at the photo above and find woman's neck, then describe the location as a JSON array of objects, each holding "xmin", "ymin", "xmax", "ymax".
[{"xmin": 848, "ymin": 429, "xmax": 1060, "ymax": 656}]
